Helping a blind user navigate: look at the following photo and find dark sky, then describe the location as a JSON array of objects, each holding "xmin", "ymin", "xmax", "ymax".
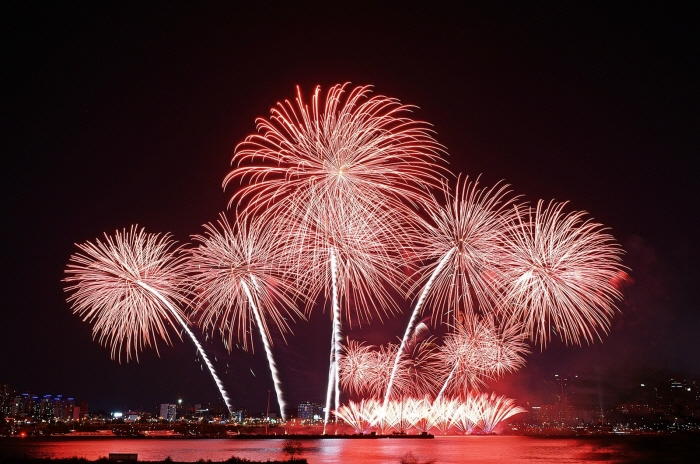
[{"xmin": 2, "ymin": 3, "xmax": 698, "ymax": 414}]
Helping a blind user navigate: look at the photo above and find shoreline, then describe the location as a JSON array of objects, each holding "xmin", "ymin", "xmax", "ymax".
[{"xmin": 2, "ymin": 431, "xmax": 696, "ymax": 440}]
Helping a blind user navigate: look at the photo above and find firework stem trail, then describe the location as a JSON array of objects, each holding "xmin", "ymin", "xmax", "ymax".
[
  {"xmin": 436, "ymin": 363, "xmax": 458, "ymax": 402},
  {"xmin": 323, "ymin": 352, "xmax": 335, "ymax": 434},
  {"xmin": 383, "ymin": 247, "xmax": 456, "ymax": 411},
  {"xmin": 136, "ymin": 280, "xmax": 233, "ymax": 415},
  {"xmin": 327, "ymin": 246, "xmax": 343, "ymax": 426},
  {"xmin": 241, "ymin": 277, "xmax": 287, "ymax": 421}
]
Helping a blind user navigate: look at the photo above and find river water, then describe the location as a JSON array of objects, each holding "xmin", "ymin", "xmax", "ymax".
[{"xmin": 0, "ymin": 435, "xmax": 696, "ymax": 463}]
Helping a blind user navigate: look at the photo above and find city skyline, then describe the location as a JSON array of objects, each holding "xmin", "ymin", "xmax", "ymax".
[
  {"xmin": 3, "ymin": 3, "xmax": 699, "ymax": 415},
  {"xmin": 3, "ymin": 372, "xmax": 698, "ymax": 435}
]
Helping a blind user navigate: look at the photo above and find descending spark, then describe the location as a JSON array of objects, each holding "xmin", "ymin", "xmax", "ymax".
[
  {"xmin": 188, "ymin": 213, "xmax": 302, "ymax": 421},
  {"xmin": 64, "ymin": 226, "xmax": 233, "ymax": 414},
  {"xmin": 503, "ymin": 200, "xmax": 624, "ymax": 346},
  {"xmin": 225, "ymin": 84, "xmax": 447, "ymax": 427}
]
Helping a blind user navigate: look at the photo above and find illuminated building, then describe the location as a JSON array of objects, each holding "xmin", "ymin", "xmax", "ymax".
[
  {"xmin": 159, "ymin": 403, "xmax": 177, "ymax": 421},
  {"xmin": 297, "ymin": 401, "xmax": 324, "ymax": 421}
]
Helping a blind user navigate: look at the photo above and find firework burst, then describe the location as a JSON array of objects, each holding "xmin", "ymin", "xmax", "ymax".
[
  {"xmin": 65, "ymin": 227, "xmax": 189, "ymax": 361},
  {"xmin": 338, "ymin": 339, "xmax": 377, "ymax": 397},
  {"xmin": 504, "ymin": 200, "xmax": 624, "ymax": 346},
  {"xmin": 437, "ymin": 316, "xmax": 529, "ymax": 400},
  {"xmin": 225, "ymin": 84, "xmax": 447, "ymax": 427},
  {"xmin": 412, "ymin": 176, "xmax": 520, "ymax": 323},
  {"xmin": 64, "ymin": 226, "xmax": 233, "ymax": 414},
  {"xmin": 393, "ymin": 337, "xmax": 445, "ymax": 399},
  {"xmin": 225, "ymin": 83, "xmax": 446, "ymax": 217},
  {"xmin": 188, "ymin": 213, "xmax": 303, "ymax": 420},
  {"xmin": 385, "ymin": 176, "xmax": 519, "ymax": 408}
]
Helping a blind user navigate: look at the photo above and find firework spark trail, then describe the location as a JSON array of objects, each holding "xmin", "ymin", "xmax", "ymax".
[
  {"xmin": 64, "ymin": 227, "xmax": 233, "ymax": 414},
  {"xmin": 322, "ymin": 246, "xmax": 342, "ymax": 431},
  {"xmin": 188, "ymin": 213, "xmax": 302, "ymax": 420},
  {"xmin": 323, "ymin": 355, "xmax": 335, "ymax": 430},
  {"xmin": 504, "ymin": 200, "xmax": 624, "ymax": 346},
  {"xmin": 382, "ymin": 247, "xmax": 455, "ymax": 411},
  {"xmin": 225, "ymin": 84, "xmax": 447, "ymax": 427},
  {"xmin": 241, "ymin": 278, "xmax": 287, "ymax": 420},
  {"xmin": 436, "ymin": 363, "xmax": 460, "ymax": 402},
  {"xmin": 331, "ymin": 247, "xmax": 343, "ymax": 423},
  {"xmin": 138, "ymin": 280, "xmax": 233, "ymax": 415}
]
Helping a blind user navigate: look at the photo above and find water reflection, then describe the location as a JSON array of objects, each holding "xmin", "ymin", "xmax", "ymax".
[{"xmin": 0, "ymin": 435, "xmax": 697, "ymax": 463}]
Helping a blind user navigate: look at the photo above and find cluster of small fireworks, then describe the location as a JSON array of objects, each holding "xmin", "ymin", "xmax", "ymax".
[
  {"xmin": 334, "ymin": 394, "xmax": 525, "ymax": 435},
  {"xmin": 64, "ymin": 83, "xmax": 625, "ymax": 432}
]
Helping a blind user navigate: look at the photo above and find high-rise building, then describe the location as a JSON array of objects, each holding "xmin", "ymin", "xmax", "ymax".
[
  {"xmin": 231, "ymin": 409, "xmax": 245, "ymax": 423},
  {"xmin": 159, "ymin": 403, "xmax": 177, "ymax": 421},
  {"xmin": 64, "ymin": 398, "xmax": 75, "ymax": 420},
  {"xmin": 79, "ymin": 401, "xmax": 89, "ymax": 419},
  {"xmin": 554, "ymin": 374, "xmax": 578, "ymax": 425},
  {"xmin": 297, "ymin": 401, "xmax": 324, "ymax": 421},
  {"xmin": 1, "ymin": 385, "xmax": 83, "ymax": 422}
]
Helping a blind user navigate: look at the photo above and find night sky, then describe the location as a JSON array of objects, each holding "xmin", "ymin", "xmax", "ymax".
[{"xmin": 3, "ymin": 3, "xmax": 698, "ymax": 415}]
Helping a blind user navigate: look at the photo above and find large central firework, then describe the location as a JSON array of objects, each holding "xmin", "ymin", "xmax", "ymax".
[
  {"xmin": 63, "ymin": 83, "xmax": 626, "ymax": 435},
  {"xmin": 225, "ymin": 84, "xmax": 446, "ymax": 427}
]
